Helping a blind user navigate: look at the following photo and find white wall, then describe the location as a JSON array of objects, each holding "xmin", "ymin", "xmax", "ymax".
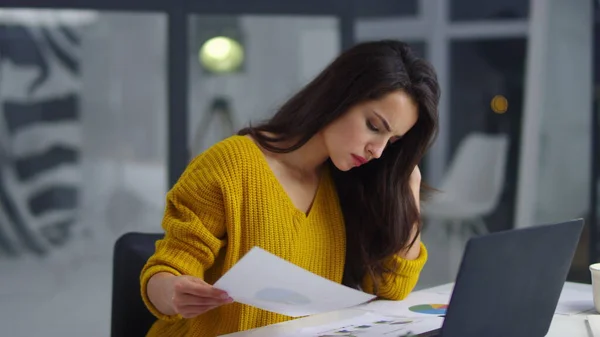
[
  {"xmin": 79, "ymin": 13, "xmax": 168, "ymax": 243},
  {"xmin": 515, "ymin": 0, "xmax": 593, "ymax": 228}
]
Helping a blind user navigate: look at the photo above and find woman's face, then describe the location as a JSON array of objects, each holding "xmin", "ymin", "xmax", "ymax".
[{"xmin": 322, "ymin": 90, "xmax": 419, "ymax": 172}]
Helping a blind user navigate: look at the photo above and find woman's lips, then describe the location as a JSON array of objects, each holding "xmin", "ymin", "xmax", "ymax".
[{"xmin": 352, "ymin": 154, "xmax": 368, "ymax": 166}]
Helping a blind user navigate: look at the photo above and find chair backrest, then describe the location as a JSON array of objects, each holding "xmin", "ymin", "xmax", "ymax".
[
  {"xmin": 440, "ymin": 132, "xmax": 509, "ymax": 210},
  {"xmin": 111, "ymin": 232, "xmax": 163, "ymax": 337}
]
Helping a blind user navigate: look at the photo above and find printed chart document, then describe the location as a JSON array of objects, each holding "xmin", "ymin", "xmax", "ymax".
[
  {"xmin": 213, "ymin": 247, "xmax": 376, "ymax": 317},
  {"xmin": 296, "ymin": 312, "xmax": 444, "ymax": 337},
  {"xmin": 358, "ymin": 290, "xmax": 451, "ymax": 318},
  {"xmin": 219, "ymin": 311, "xmax": 444, "ymax": 337},
  {"xmin": 370, "ymin": 281, "xmax": 595, "ymax": 317}
]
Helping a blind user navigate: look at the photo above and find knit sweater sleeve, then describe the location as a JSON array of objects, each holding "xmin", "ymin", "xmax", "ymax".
[
  {"xmin": 140, "ymin": 154, "xmax": 228, "ymax": 322},
  {"xmin": 361, "ymin": 242, "xmax": 428, "ymax": 300}
]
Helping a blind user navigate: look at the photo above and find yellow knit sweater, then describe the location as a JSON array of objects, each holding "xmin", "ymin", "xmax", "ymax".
[{"xmin": 140, "ymin": 135, "xmax": 428, "ymax": 337}]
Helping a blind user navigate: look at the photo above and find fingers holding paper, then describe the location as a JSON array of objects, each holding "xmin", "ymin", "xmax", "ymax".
[{"xmin": 171, "ymin": 275, "xmax": 234, "ymax": 318}]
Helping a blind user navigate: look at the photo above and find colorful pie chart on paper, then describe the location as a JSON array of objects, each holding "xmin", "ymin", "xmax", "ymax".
[{"xmin": 408, "ymin": 303, "xmax": 448, "ymax": 315}]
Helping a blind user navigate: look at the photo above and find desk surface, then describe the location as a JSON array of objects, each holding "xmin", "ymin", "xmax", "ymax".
[
  {"xmin": 421, "ymin": 282, "xmax": 594, "ymax": 337},
  {"xmin": 221, "ymin": 282, "xmax": 596, "ymax": 337}
]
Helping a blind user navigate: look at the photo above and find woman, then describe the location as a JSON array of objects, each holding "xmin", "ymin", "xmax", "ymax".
[{"xmin": 141, "ymin": 39, "xmax": 440, "ymax": 336}]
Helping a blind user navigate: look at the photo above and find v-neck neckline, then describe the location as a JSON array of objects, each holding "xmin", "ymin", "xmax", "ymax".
[{"xmin": 240, "ymin": 135, "xmax": 326, "ymax": 220}]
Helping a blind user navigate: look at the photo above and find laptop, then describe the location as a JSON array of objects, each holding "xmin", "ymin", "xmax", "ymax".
[{"xmin": 419, "ymin": 218, "xmax": 584, "ymax": 337}]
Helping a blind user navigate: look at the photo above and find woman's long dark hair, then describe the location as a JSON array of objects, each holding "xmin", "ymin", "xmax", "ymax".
[{"xmin": 238, "ymin": 40, "xmax": 440, "ymax": 294}]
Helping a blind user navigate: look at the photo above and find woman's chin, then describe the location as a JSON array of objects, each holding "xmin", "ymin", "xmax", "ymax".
[{"xmin": 331, "ymin": 159, "xmax": 354, "ymax": 172}]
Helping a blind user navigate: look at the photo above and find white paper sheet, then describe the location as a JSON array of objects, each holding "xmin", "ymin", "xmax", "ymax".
[
  {"xmin": 555, "ymin": 287, "xmax": 595, "ymax": 316},
  {"xmin": 358, "ymin": 291, "xmax": 451, "ymax": 318},
  {"xmin": 360, "ymin": 282, "xmax": 595, "ymax": 317},
  {"xmin": 218, "ymin": 311, "xmax": 444, "ymax": 337},
  {"xmin": 587, "ymin": 315, "xmax": 600, "ymax": 337},
  {"xmin": 295, "ymin": 312, "xmax": 444, "ymax": 337},
  {"xmin": 213, "ymin": 247, "xmax": 376, "ymax": 317}
]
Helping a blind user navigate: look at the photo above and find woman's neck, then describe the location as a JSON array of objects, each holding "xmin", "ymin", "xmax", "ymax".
[{"xmin": 260, "ymin": 132, "xmax": 329, "ymax": 178}]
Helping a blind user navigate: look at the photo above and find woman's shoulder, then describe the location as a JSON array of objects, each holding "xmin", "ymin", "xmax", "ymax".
[{"xmin": 186, "ymin": 134, "xmax": 262, "ymax": 180}]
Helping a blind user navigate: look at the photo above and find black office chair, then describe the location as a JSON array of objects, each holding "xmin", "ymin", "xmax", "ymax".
[{"xmin": 111, "ymin": 232, "xmax": 163, "ymax": 337}]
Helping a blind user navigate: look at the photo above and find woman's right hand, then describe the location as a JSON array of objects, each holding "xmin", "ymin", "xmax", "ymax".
[
  {"xmin": 169, "ymin": 275, "xmax": 234, "ymax": 318},
  {"xmin": 147, "ymin": 272, "xmax": 233, "ymax": 318}
]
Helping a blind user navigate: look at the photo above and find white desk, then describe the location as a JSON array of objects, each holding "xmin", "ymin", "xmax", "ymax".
[
  {"xmin": 414, "ymin": 282, "xmax": 595, "ymax": 337},
  {"xmin": 222, "ymin": 282, "xmax": 596, "ymax": 337}
]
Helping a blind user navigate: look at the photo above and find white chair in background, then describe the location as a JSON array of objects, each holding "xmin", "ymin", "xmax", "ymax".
[
  {"xmin": 424, "ymin": 132, "xmax": 509, "ymax": 235},
  {"xmin": 423, "ymin": 132, "xmax": 509, "ymax": 280}
]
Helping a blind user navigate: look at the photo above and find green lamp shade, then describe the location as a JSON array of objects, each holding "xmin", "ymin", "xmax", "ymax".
[{"xmin": 199, "ymin": 36, "xmax": 244, "ymax": 73}]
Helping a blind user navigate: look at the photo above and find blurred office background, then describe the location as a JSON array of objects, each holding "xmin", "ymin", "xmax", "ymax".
[{"xmin": 0, "ymin": 0, "xmax": 598, "ymax": 336}]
